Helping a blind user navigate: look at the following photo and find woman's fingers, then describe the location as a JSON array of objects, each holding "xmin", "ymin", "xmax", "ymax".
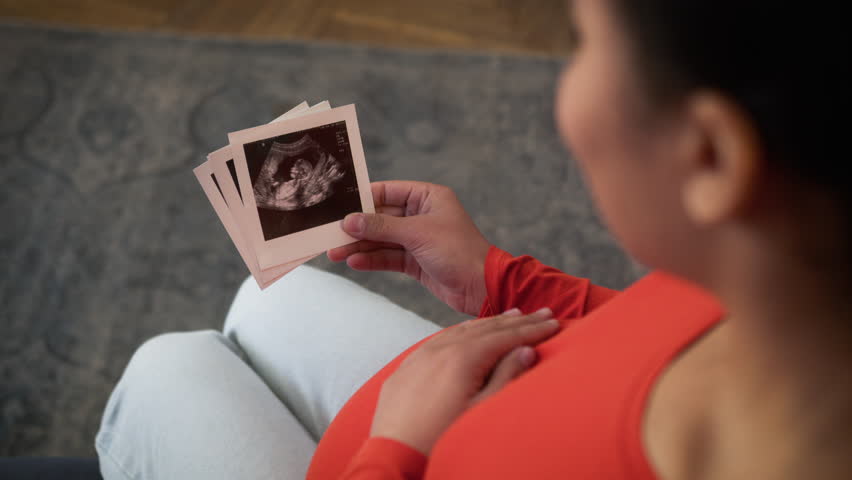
[
  {"xmin": 377, "ymin": 205, "xmax": 406, "ymax": 217},
  {"xmin": 479, "ymin": 315, "xmax": 560, "ymax": 354},
  {"xmin": 470, "ymin": 346, "xmax": 536, "ymax": 407},
  {"xmin": 462, "ymin": 308, "xmax": 552, "ymax": 332},
  {"xmin": 372, "ymin": 181, "xmax": 428, "ymax": 208},
  {"xmin": 327, "ymin": 240, "xmax": 403, "ymax": 262},
  {"xmin": 346, "ymin": 249, "xmax": 421, "ymax": 277},
  {"xmin": 449, "ymin": 309, "xmax": 560, "ymax": 360},
  {"xmin": 327, "ymin": 205, "xmax": 411, "ymax": 261},
  {"xmin": 328, "ymin": 200, "xmax": 412, "ymax": 262}
]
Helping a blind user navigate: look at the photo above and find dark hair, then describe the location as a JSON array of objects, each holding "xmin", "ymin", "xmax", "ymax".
[{"xmin": 609, "ymin": 2, "xmax": 848, "ymax": 197}]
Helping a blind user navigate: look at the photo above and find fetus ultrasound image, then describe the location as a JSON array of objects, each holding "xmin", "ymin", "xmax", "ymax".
[{"xmin": 244, "ymin": 121, "xmax": 362, "ymax": 240}]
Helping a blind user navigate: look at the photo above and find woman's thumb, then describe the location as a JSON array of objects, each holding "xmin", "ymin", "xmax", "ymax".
[
  {"xmin": 343, "ymin": 213, "xmax": 413, "ymax": 245},
  {"xmin": 473, "ymin": 347, "xmax": 537, "ymax": 404}
]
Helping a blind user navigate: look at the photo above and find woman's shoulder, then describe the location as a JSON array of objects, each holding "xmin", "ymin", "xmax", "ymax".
[{"xmin": 642, "ymin": 318, "xmax": 729, "ymax": 480}]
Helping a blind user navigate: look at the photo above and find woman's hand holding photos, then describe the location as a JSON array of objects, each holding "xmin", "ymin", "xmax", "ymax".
[{"xmin": 327, "ymin": 181, "xmax": 491, "ymax": 316}]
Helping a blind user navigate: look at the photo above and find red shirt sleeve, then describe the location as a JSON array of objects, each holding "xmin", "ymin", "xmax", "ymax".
[
  {"xmin": 477, "ymin": 246, "xmax": 620, "ymax": 321},
  {"xmin": 338, "ymin": 437, "xmax": 428, "ymax": 479}
]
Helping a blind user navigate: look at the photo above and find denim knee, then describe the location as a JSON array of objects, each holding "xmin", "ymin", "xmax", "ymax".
[
  {"xmin": 96, "ymin": 331, "xmax": 244, "ymax": 478},
  {"xmin": 122, "ymin": 331, "xmax": 234, "ymax": 384}
]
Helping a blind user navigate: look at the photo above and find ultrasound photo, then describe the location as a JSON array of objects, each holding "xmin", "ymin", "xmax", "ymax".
[
  {"xmin": 244, "ymin": 121, "xmax": 362, "ymax": 241},
  {"xmin": 197, "ymin": 101, "xmax": 369, "ymax": 286}
]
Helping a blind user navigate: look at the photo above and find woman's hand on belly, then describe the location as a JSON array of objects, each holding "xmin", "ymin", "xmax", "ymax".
[{"xmin": 369, "ymin": 308, "xmax": 561, "ymax": 456}]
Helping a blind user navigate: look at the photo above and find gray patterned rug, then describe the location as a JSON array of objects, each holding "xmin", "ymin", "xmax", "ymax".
[{"xmin": 0, "ymin": 22, "xmax": 644, "ymax": 456}]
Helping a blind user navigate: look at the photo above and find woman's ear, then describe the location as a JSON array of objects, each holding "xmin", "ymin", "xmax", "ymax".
[{"xmin": 680, "ymin": 91, "xmax": 765, "ymax": 226}]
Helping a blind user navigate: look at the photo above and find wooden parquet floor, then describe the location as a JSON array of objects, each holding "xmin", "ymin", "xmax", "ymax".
[{"xmin": 0, "ymin": 0, "xmax": 572, "ymax": 56}]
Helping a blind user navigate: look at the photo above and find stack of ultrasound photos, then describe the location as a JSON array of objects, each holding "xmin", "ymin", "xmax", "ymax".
[{"xmin": 194, "ymin": 101, "xmax": 375, "ymax": 289}]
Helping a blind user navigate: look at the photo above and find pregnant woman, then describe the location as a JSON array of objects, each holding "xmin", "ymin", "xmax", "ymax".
[{"xmin": 95, "ymin": 0, "xmax": 850, "ymax": 478}]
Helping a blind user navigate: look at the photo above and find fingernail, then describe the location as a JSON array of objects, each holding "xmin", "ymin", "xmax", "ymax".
[
  {"xmin": 519, "ymin": 347, "xmax": 536, "ymax": 367},
  {"xmin": 503, "ymin": 308, "xmax": 522, "ymax": 316},
  {"xmin": 534, "ymin": 307, "xmax": 552, "ymax": 317},
  {"xmin": 343, "ymin": 214, "xmax": 365, "ymax": 235},
  {"xmin": 544, "ymin": 319, "xmax": 560, "ymax": 328}
]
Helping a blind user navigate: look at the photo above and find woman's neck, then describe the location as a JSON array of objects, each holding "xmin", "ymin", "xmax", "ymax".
[{"xmin": 706, "ymin": 232, "xmax": 852, "ymax": 478}]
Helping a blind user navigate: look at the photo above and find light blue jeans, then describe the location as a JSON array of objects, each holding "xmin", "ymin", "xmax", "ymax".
[{"xmin": 95, "ymin": 265, "xmax": 442, "ymax": 480}]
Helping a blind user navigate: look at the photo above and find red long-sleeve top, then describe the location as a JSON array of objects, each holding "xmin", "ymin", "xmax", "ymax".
[{"xmin": 306, "ymin": 246, "xmax": 724, "ymax": 479}]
